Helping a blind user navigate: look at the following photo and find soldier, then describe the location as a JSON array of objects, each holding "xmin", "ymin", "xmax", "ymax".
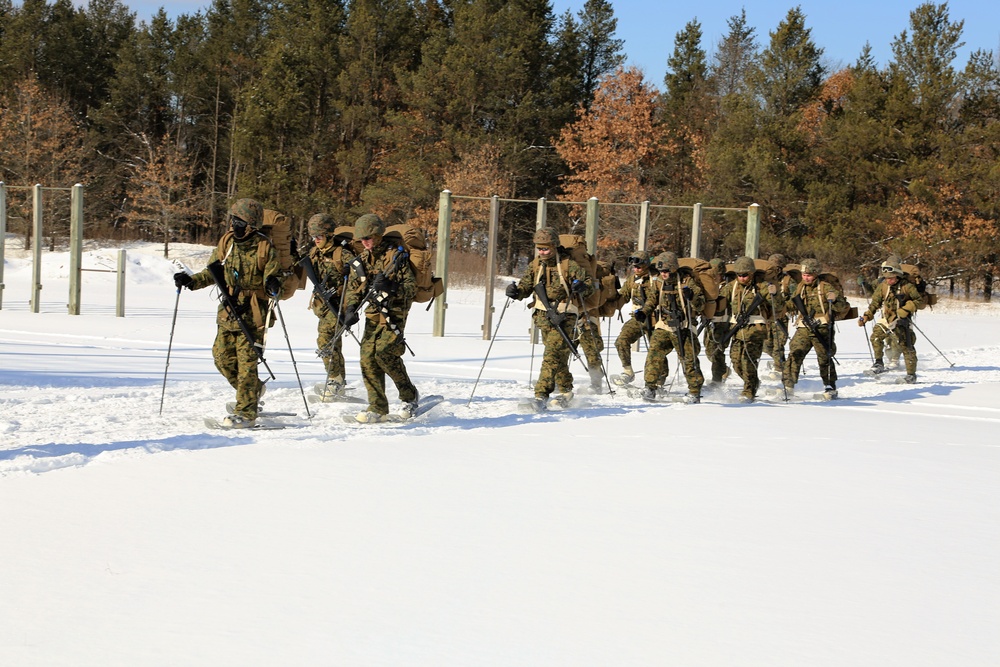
[
  {"xmin": 612, "ymin": 250, "xmax": 656, "ymax": 386},
  {"xmin": 720, "ymin": 256, "xmax": 783, "ymax": 403},
  {"xmin": 306, "ymin": 213, "xmax": 351, "ymax": 399},
  {"xmin": 342, "ymin": 213, "xmax": 419, "ymax": 423},
  {"xmin": 859, "ymin": 255, "xmax": 922, "ymax": 383},
  {"xmin": 638, "ymin": 251, "xmax": 705, "ymax": 403},
  {"xmin": 505, "ymin": 228, "xmax": 595, "ymax": 410},
  {"xmin": 762, "ymin": 253, "xmax": 795, "ymax": 379},
  {"xmin": 703, "ymin": 257, "xmax": 731, "ymax": 386},
  {"xmin": 783, "ymin": 258, "xmax": 850, "ymax": 399},
  {"xmin": 173, "ymin": 198, "xmax": 282, "ymax": 428}
]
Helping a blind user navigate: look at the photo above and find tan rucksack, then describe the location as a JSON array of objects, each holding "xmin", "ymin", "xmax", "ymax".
[
  {"xmin": 384, "ymin": 223, "xmax": 444, "ymax": 304},
  {"xmin": 215, "ymin": 208, "xmax": 304, "ymax": 300},
  {"xmin": 901, "ymin": 263, "xmax": 937, "ymax": 309},
  {"xmin": 678, "ymin": 257, "xmax": 720, "ymax": 319}
]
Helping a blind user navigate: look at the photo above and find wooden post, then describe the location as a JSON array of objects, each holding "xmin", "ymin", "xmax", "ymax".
[
  {"xmin": 68, "ymin": 184, "xmax": 84, "ymax": 315},
  {"xmin": 433, "ymin": 190, "xmax": 452, "ymax": 337},
  {"xmin": 637, "ymin": 200, "xmax": 650, "ymax": 252},
  {"xmin": 745, "ymin": 203, "xmax": 760, "ymax": 259},
  {"xmin": 482, "ymin": 195, "xmax": 500, "ymax": 340},
  {"xmin": 116, "ymin": 249, "xmax": 127, "ymax": 317},
  {"xmin": 690, "ymin": 203, "xmax": 703, "ymax": 258},
  {"xmin": 0, "ymin": 182, "xmax": 6, "ymax": 310},
  {"xmin": 30, "ymin": 184, "xmax": 43, "ymax": 313},
  {"xmin": 585, "ymin": 197, "xmax": 599, "ymax": 255}
]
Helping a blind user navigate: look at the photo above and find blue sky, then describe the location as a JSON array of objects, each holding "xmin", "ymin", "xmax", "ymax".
[{"xmin": 116, "ymin": 0, "xmax": 999, "ymax": 89}]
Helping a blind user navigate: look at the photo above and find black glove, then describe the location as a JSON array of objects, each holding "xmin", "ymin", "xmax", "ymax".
[
  {"xmin": 265, "ymin": 276, "xmax": 282, "ymax": 298},
  {"xmin": 505, "ymin": 282, "xmax": 520, "ymax": 299},
  {"xmin": 634, "ymin": 310, "xmax": 647, "ymax": 323},
  {"xmin": 173, "ymin": 271, "xmax": 193, "ymax": 289},
  {"xmin": 681, "ymin": 286, "xmax": 693, "ymax": 301},
  {"xmin": 339, "ymin": 309, "xmax": 360, "ymax": 328},
  {"xmin": 289, "ymin": 237, "xmax": 298, "ymax": 259},
  {"xmin": 570, "ymin": 279, "xmax": 586, "ymax": 295},
  {"xmin": 370, "ymin": 272, "xmax": 393, "ymax": 295}
]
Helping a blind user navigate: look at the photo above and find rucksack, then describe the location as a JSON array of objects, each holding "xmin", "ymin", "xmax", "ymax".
[
  {"xmin": 677, "ymin": 257, "xmax": 720, "ymax": 319},
  {"xmin": 557, "ymin": 234, "xmax": 610, "ymax": 313},
  {"xmin": 215, "ymin": 208, "xmax": 304, "ymax": 300},
  {"xmin": 785, "ymin": 266, "xmax": 858, "ymax": 321},
  {"xmin": 594, "ymin": 260, "xmax": 623, "ymax": 317},
  {"xmin": 901, "ymin": 263, "xmax": 937, "ymax": 309},
  {"xmin": 384, "ymin": 223, "xmax": 444, "ymax": 304}
]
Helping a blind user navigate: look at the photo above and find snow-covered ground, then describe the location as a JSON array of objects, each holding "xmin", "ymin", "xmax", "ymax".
[{"xmin": 1, "ymin": 239, "xmax": 998, "ymax": 666}]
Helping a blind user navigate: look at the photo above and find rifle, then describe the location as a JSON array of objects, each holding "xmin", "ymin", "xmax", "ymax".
[
  {"xmin": 790, "ymin": 292, "xmax": 831, "ymax": 355},
  {"xmin": 664, "ymin": 290, "xmax": 690, "ymax": 352},
  {"xmin": 533, "ymin": 280, "xmax": 589, "ymax": 371},
  {"xmin": 717, "ymin": 290, "xmax": 766, "ymax": 349},
  {"xmin": 206, "ymin": 260, "xmax": 275, "ymax": 380}
]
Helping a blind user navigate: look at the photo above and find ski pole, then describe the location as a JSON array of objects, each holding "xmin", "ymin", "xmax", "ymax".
[
  {"xmin": 158, "ymin": 287, "xmax": 182, "ymax": 416},
  {"xmin": 467, "ymin": 297, "xmax": 512, "ymax": 406},
  {"xmin": 909, "ymin": 318, "xmax": 955, "ymax": 367},
  {"xmin": 858, "ymin": 281, "xmax": 875, "ymax": 363},
  {"xmin": 273, "ymin": 299, "xmax": 312, "ymax": 418},
  {"xmin": 527, "ymin": 321, "xmax": 537, "ymax": 389}
]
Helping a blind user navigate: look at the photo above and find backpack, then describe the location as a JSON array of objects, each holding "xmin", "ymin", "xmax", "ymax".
[
  {"xmin": 594, "ymin": 261, "xmax": 623, "ymax": 317},
  {"xmin": 785, "ymin": 266, "xmax": 858, "ymax": 321},
  {"xmin": 215, "ymin": 209, "xmax": 304, "ymax": 301},
  {"xmin": 901, "ymin": 263, "xmax": 937, "ymax": 309},
  {"xmin": 384, "ymin": 223, "xmax": 444, "ymax": 304},
  {"xmin": 677, "ymin": 257, "xmax": 720, "ymax": 319},
  {"xmin": 556, "ymin": 234, "xmax": 608, "ymax": 313}
]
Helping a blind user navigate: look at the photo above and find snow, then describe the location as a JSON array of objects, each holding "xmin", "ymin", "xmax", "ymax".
[{"xmin": 1, "ymin": 239, "xmax": 999, "ymax": 666}]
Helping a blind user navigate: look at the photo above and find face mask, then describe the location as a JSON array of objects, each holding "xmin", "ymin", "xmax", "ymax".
[{"xmin": 231, "ymin": 217, "xmax": 249, "ymax": 238}]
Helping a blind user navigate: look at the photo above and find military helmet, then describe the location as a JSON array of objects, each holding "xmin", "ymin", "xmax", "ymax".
[
  {"xmin": 709, "ymin": 258, "xmax": 726, "ymax": 274},
  {"xmin": 533, "ymin": 227, "xmax": 559, "ymax": 247},
  {"xmin": 355, "ymin": 213, "xmax": 385, "ymax": 240},
  {"xmin": 880, "ymin": 256, "xmax": 904, "ymax": 277},
  {"xmin": 800, "ymin": 258, "xmax": 822, "ymax": 275},
  {"xmin": 733, "ymin": 256, "xmax": 756, "ymax": 275},
  {"xmin": 229, "ymin": 198, "xmax": 263, "ymax": 229},
  {"xmin": 767, "ymin": 253, "xmax": 788, "ymax": 269},
  {"xmin": 628, "ymin": 250, "xmax": 651, "ymax": 267},
  {"xmin": 654, "ymin": 251, "xmax": 679, "ymax": 273},
  {"xmin": 307, "ymin": 213, "xmax": 337, "ymax": 238}
]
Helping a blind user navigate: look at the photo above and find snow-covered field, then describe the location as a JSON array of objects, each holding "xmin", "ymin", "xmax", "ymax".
[{"xmin": 1, "ymin": 239, "xmax": 998, "ymax": 666}]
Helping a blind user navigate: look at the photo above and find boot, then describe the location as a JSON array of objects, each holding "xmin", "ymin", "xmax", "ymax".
[{"xmin": 868, "ymin": 360, "xmax": 886, "ymax": 375}]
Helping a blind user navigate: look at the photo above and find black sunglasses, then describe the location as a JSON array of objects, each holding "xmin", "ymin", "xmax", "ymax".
[{"xmin": 737, "ymin": 272, "xmax": 751, "ymax": 278}]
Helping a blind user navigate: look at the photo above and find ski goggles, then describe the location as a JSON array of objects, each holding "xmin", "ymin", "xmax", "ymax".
[{"xmin": 627, "ymin": 255, "xmax": 646, "ymax": 266}]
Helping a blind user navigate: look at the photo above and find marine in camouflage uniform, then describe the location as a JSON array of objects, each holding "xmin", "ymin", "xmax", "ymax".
[
  {"xmin": 306, "ymin": 214, "xmax": 351, "ymax": 395},
  {"xmin": 703, "ymin": 257, "xmax": 731, "ymax": 385},
  {"xmin": 762, "ymin": 253, "xmax": 795, "ymax": 378},
  {"xmin": 639, "ymin": 251, "xmax": 705, "ymax": 402},
  {"xmin": 859, "ymin": 255, "xmax": 922, "ymax": 382},
  {"xmin": 613, "ymin": 250, "xmax": 657, "ymax": 385},
  {"xmin": 344, "ymin": 214, "xmax": 418, "ymax": 422},
  {"xmin": 783, "ymin": 258, "xmax": 851, "ymax": 398},
  {"xmin": 174, "ymin": 198, "xmax": 282, "ymax": 427},
  {"xmin": 506, "ymin": 228, "xmax": 595, "ymax": 406},
  {"xmin": 720, "ymin": 257, "xmax": 784, "ymax": 402}
]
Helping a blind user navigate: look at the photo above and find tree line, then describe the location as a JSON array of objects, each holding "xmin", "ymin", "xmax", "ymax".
[{"xmin": 1, "ymin": 1, "xmax": 997, "ymax": 295}]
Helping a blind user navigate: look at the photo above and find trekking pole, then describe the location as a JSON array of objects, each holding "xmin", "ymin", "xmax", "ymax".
[
  {"xmin": 467, "ymin": 297, "xmax": 512, "ymax": 406},
  {"xmin": 858, "ymin": 281, "xmax": 875, "ymax": 363},
  {"xmin": 273, "ymin": 299, "xmax": 312, "ymax": 418},
  {"xmin": 909, "ymin": 318, "xmax": 955, "ymax": 367},
  {"xmin": 158, "ymin": 287, "xmax": 182, "ymax": 416}
]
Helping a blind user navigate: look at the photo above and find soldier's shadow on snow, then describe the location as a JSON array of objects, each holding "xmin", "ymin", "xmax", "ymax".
[{"xmin": 1, "ymin": 434, "xmax": 250, "ymax": 469}]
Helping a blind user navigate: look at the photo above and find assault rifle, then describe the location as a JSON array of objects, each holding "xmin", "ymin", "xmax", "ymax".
[
  {"xmin": 533, "ymin": 280, "xmax": 589, "ymax": 371},
  {"xmin": 206, "ymin": 260, "xmax": 275, "ymax": 380},
  {"xmin": 790, "ymin": 293, "xmax": 830, "ymax": 355},
  {"xmin": 663, "ymin": 290, "xmax": 690, "ymax": 351},
  {"xmin": 717, "ymin": 290, "xmax": 766, "ymax": 348}
]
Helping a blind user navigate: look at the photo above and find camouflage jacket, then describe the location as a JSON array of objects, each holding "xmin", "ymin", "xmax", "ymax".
[
  {"xmin": 790, "ymin": 278, "xmax": 850, "ymax": 328},
  {"xmin": 720, "ymin": 279, "xmax": 784, "ymax": 340},
  {"xmin": 308, "ymin": 240, "xmax": 349, "ymax": 318},
  {"xmin": 617, "ymin": 272, "xmax": 653, "ymax": 310},
  {"xmin": 641, "ymin": 272, "xmax": 705, "ymax": 332},
  {"xmin": 345, "ymin": 239, "xmax": 416, "ymax": 322},
  {"xmin": 864, "ymin": 277, "xmax": 922, "ymax": 325},
  {"xmin": 513, "ymin": 251, "xmax": 595, "ymax": 314},
  {"xmin": 189, "ymin": 232, "xmax": 280, "ymax": 329}
]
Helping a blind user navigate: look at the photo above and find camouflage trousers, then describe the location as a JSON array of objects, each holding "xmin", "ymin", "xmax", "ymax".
[
  {"xmin": 704, "ymin": 322, "xmax": 731, "ymax": 383},
  {"xmin": 615, "ymin": 317, "xmax": 647, "ymax": 369},
  {"xmin": 763, "ymin": 317, "xmax": 789, "ymax": 370},
  {"xmin": 729, "ymin": 323, "xmax": 767, "ymax": 399},
  {"xmin": 359, "ymin": 316, "xmax": 417, "ymax": 415},
  {"xmin": 577, "ymin": 316, "xmax": 607, "ymax": 388},
  {"xmin": 784, "ymin": 326, "xmax": 838, "ymax": 389},
  {"xmin": 644, "ymin": 327, "xmax": 703, "ymax": 396},
  {"xmin": 212, "ymin": 321, "xmax": 266, "ymax": 420},
  {"xmin": 316, "ymin": 313, "xmax": 346, "ymax": 381},
  {"xmin": 871, "ymin": 321, "xmax": 917, "ymax": 374},
  {"xmin": 533, "ymin": 311, "xmax": 577, "ymax": 398}
]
